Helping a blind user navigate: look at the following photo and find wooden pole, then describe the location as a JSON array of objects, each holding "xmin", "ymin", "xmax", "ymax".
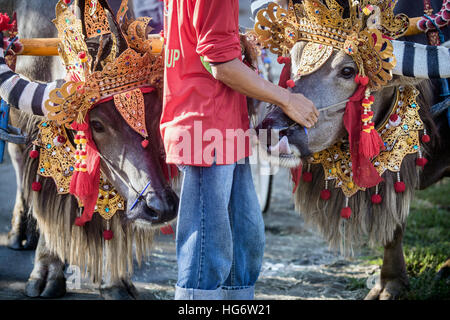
[
  {"xmin": 17, "ymin": 37, "xmax": 163, "ymax": 56},
  {"xmin": 404, "ymin": 17, "xmax": 423, "ymax": 37}
]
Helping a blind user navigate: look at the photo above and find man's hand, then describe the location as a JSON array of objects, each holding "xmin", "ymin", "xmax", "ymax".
[
  {"xmin": 281, "ymin": 92, "xmax": 318, "ymax": 128},
  {"xmin": 211, "ymin": 58, "xmax": 319, "ymax": 128}
]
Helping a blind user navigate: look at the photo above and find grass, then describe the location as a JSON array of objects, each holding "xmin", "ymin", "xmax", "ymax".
[
  {"xmin": 402, "ymin": 178, "xmax": 450, "ymax": 300},
  {"xmin": 354, "ymin": 178, "xmax": 450, "ymax": 299}
]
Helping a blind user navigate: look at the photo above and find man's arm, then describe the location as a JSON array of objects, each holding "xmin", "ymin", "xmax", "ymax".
[{"xmin": 211, "ymin": 58, "xmax": 318, "ymax": 128}]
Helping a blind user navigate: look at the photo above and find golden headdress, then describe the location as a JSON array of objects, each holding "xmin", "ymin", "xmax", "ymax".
[
  {"xmin": 45, "ymin": 0, "xmax": 163, "ymax": 129},
  {"xmin": 254, "ymin": 0, "xmax": 409, "ymax": 90}
]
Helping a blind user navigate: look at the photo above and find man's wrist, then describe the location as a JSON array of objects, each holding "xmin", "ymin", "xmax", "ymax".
[{"xmin": 276, "ymin": 87, "xmax": 291, "ymax": 111}]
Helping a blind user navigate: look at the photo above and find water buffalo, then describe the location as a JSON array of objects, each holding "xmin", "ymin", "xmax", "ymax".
[
  {"xmin": 257, "ymin": 0, "xmax": 449, "ymax": 300},
  {"xmin": 0, "ymin": 0, "xmax": 178, "ymax": 299}
]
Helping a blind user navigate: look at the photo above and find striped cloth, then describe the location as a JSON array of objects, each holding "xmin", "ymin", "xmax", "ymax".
[
  {"xmin": 0, "ymin": 48, "xmax": 63, "ymax": 116},
  {"xmin": 392, "ymin": 40, "xmax": 450, "ymax": 79}
]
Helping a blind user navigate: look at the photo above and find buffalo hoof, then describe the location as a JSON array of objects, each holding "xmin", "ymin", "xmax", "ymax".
[
  {"xmin": 7, "ymin": 232, "xmax": 23, "ymax": 250},
  {"xmin": 40, "ymin": 278, "xmax": 67, "ymax": 299},
  {"xmin": 365, "ymin": 277, "xmax": 408, "ymax": 300},
  {"xmin": 25, "ymin": 278, "xmax": 46, "ymax": 298},
  {"xmin": 100, "ymin": 279, "xmax": 139, "ymax": 300},
  {"xmin": 25, "ymin": 276, "xmax": 66, "ymax": 299}
]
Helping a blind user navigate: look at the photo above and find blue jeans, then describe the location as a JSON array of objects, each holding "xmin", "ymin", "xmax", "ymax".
[{"xmin": 175, "ymin": 159, "xmax": 265, "ymax": 300}]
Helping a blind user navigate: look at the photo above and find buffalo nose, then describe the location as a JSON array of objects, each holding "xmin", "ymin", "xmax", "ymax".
[{"xmin": 145, "ymin": 188, "xmax": 179, "ymax": 224}]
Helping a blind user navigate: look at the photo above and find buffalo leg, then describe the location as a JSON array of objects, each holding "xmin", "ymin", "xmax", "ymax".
[
  {"xmin": 25, "ymin": 234, "xmax": 66, "ymax": 298},
  {"xmin": 7, "ymin": 144, "xmax": 38, "ymax": 250},
  {"xmin": 365, "ymin": 225, "xmax": 409, "ymax": 300},
  {"xmin": 99, "ymin": 278, "xmax": 139, "ymax": 300}
]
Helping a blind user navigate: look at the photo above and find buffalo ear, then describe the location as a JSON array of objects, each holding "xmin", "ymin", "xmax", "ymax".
[{"xmin": 385, "ymin": 74, "xmax": 426, "ymax": 88}]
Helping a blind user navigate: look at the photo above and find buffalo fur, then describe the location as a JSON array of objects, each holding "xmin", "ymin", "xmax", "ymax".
[
  {"xmin": 11, "ymin": 108, "xmax": 155, "ymax": 283},
  {"xmin": 294, "ymin": 80, "xmax": 437, "ymax": 253}
]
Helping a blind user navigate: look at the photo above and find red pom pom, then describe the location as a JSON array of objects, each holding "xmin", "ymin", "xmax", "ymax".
[
  {"xmin": 0, "ymin": 13, "xmax": 14, "ymax": 32},
  {"xmin": 103, "ymin": 230, "xmax": 114, "ymax": 241},
  {"xmin": 141, "ymin": 139, "xmax": 149, "ymax": 148},
  {"xmin": 63, "ymin": 0, "xmax": 71, "ymax": 4},
  {"xmin": 302, "ymin": 172, "xmax": 313, "ymax": 183},
  {"xmin": 371, "ymin": 194, "xmax": 382, "ymax": 204},
  {"xmin": 341, "ymin": 207, "xmax": 352, "ymax": 219},
  {"xmin": 57, "ymin": 135, "xmax": 66, "ymax": 144},
  {"xmin": 354, "ymin": 74, "xmax": 361, "ymax": 84},
  {"xmin": 29, "ymin": 150, "xmax": 39, "ymax": 159},
  {"xmin": 359, "ymin": 76, "xmax": 369, "ymax": 86},
  {"xmin": 368, "ymin": 95, "xmax": 375, "ymax": 103},
  {"xmin": 277, "ymin": 56, "xmax": 290, "ymax": 64},
  {"xmin": 74, "ymin": 217, "xmax": 85, "ymax": 227},
  {"xmin": 71, "ymin": 122, "xmax": 88, "ymax": 132},
  {"xmin": 389, "ymin": 114, "xmax": 399, "ymax": 122},
  {"xmin": 421, "ymin": 134, "xmax": 430, "ymax": 143},
  {"xmin": 286, "ymin": 79, "xmax": 295, "ymax": 88},
  {"xmin": 32, "ymin": 182, "xmax": 42, "ymax": 192},
  {"xmin": 320, "ymin": 189, "xmax": 331, "ymax": 200},
  {"xmin": 78, "ymin": 51, "xmax": 86, "ymax": 60},
  {"xmin": 416, "ymin": 157, "xmax": 428, "ymax": 168},
  {"xmin": 394, "ymin": 181, "xmax": 406, "ymax": 193}
]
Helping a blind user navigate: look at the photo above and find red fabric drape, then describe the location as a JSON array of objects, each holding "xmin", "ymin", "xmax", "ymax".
[{"xmin": 343, "ymin": 85, "xmax": 383, "ymax": 188}]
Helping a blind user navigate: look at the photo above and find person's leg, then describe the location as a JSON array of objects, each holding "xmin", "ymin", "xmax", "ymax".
[
  {"xmin": 222, "ymin": 158, "xmax": 265, "ymax": 300},
  {"xmin": 175, "ymin": 163, "xmax": 236, "ymax": 300}
]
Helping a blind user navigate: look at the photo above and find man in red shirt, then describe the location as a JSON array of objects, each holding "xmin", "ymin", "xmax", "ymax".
[{"xmin": 162, "ymin": 0, "xmax": 318, "ymax": 300}]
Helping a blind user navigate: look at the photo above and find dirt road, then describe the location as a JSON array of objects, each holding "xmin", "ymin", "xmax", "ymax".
[{"xmin": 0, "ymin": 150, "xmax": 377, "ymax": 300}]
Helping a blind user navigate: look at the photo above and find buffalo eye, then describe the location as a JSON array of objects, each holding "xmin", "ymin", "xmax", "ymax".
[
  {"xmin": 90, "ymin": 120, "xmax": 105, "ymax": 133},
  {"xmin": 340, "ymin": 66, "xmax": 356, "ymax": 79}
]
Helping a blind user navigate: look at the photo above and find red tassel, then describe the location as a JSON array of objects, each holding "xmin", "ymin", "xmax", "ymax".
[
  {"xmin": 29, "ymin": 150, "xmax": 39, "ymax": 159},
  {"xmin": 394, "ymin": 181, "xmax": 406, "ymax": 193},
  {"xmin": 32, "ymin": 182, "xmax": 42, "ymax": 192},
  {"xmin": 341, "ymin": 207, "xmax": 352, "ymax": 219},
  {"xmin": 416, "ymin": 157, "xmax": 428, "ymax": 168},
  {"xmin": 320, "ymin": 189, "xmax": 331, "ymax": 200},
  {"xmin": 371, "ymin": 193, "xmax": 382, "ymax": 204},
  {"xmin": 302, "ymin": 171, "xmax": 313, "ymax": 183},
  {"xmin": 103, "ymin": 230, "xmax": 114, "ymax": 241},
  {"xmin": 421, "ymin": 134, "xmax": 430, "ymax": 143},
  {"xmin": 360, "ymin": 127, "xmax": 384, "ymax": 158}
]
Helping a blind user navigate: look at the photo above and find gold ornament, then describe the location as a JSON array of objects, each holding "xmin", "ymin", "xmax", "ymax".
[
  {"xmin": 310, "ymin": 86, "xmax": 423, "ymax": 197},
  {"xmin": 33, "ymin": 120, "xmax": 125, "ymax": 219},
  {"xmin": 113, "ymin": 88, "xmax": 148, "ymax": 138}
]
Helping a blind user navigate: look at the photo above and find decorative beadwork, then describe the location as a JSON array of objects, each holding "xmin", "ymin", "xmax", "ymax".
[
  {"xmin": 34, "ymin": 120, "xmax": 125, "ymax": 219},
  {"xmin": 309, "ymin": 86, "xmax": 424, "ymax": 198}
]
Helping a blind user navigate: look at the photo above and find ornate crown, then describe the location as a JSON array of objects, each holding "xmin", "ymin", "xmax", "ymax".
[
  {"xmin": 254, "ymin": 0, "xmax": 410, "ymax": 90},
  {"xmin": 45, "ymin": 0, "xmax": 164, "ymax": 130}
]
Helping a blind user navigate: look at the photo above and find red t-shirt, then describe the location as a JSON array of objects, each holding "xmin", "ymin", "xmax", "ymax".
[{"xmin": 161, "ymin": 0, "xmax": 250, "ymax": 166}]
